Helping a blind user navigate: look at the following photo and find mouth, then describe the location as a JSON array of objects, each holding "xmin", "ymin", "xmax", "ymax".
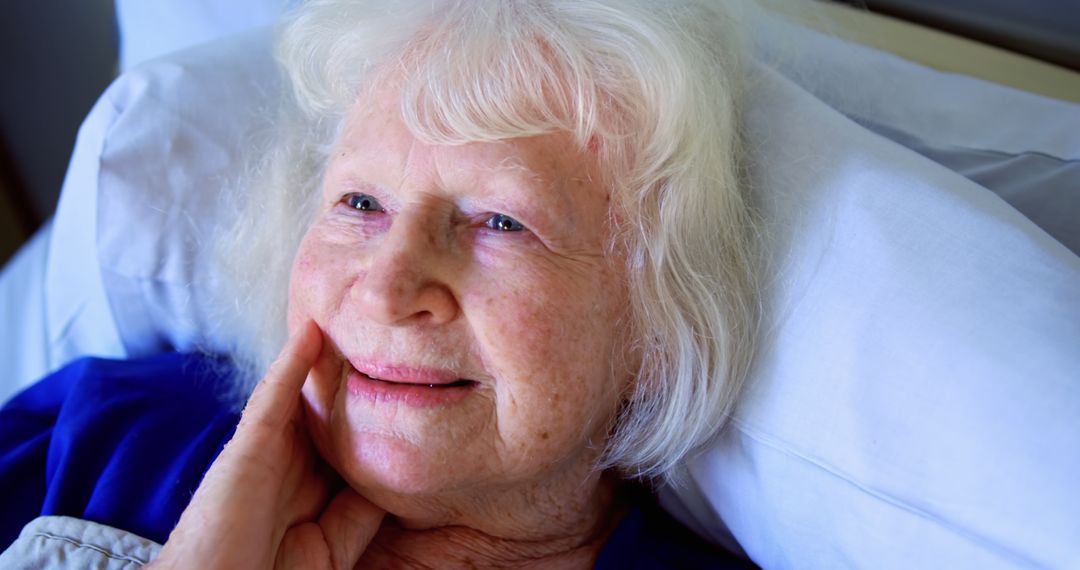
[
  {"xmin": 345, "ymin": 363, "xmax": 479, "ymax": 408},
  {"xmin": 359, "ymin": 371, "xmax": 478, "ymax": 390}
]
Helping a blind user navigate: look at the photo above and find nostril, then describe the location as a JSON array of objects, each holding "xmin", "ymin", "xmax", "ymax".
[{"xmin": 352, "ymin": 260, "xmax": 459, "ymax": 325}]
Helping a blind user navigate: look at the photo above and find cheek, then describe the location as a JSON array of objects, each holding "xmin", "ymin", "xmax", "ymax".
[
  {"xmin": 288, "ymin": 230, "xmax": 354, "ymax": 329},
  {"xmin": 466, "ymin": 264, "xmax": 628, "ymax": 454},
  {"xmin": 286, "ymin": 238, "xmax": 318, "ymax": 332},
  {"xmin": 289, "ymin": 232, "xmax": 355, "ymax": 460}
]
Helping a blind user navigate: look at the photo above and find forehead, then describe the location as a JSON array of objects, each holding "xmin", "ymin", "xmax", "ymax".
[{"xmin": 332, "ymin": 85, "xmax": 586, "ymax": 187}]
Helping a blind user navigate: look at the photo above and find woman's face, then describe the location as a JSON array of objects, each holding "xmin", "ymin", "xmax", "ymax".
[{"xmin": 287, "ymin": 86, "xmax": 632, "ymax": 503}]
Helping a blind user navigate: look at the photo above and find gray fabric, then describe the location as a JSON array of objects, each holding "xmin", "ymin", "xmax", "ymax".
[
  {"xmin": 0, "ymin": 516, "xmax": 161, "ymax": 570},
  {"xmin": 861, "ymin": 118, "xmax": 1080, "ymax": 255}
]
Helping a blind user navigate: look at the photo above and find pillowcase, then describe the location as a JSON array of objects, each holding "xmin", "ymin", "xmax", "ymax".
[
  {"xmin": 757, "ymin": 21, "xmax": 1080, "ymax": 255},
  {"xmin": 661, "ymin": 63, "xmax": 1080, "ymax": 569},
  {"xmin": 92, "ymin": 29, "xmax": 282, "ymax": 360},
  {"xmin": 857, "ymin": 118, "xmax": 1080, "ymax": 255},
  {"xmin": 29, "ymin": 19, "xmax": 1080, "ymax": 569},
  {"xmin": 0, "ymin": 29, "xmax": 283, "ymax": 404},
  {"xmin": 115, "ymin": 0, "xmax": 290, "ymax": 70},
  {"xmin": 658, "ymin": 24, "xmax": 1080, "ymax": 568}
]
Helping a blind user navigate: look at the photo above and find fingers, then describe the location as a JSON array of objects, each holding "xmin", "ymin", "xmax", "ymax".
[
  {"xmin": 318, "ymin": 488, "xmax": 386, "ymax": 570},
  {"xmin": 274, "ymin": 488, "xmax": 384, "ymax": 570},
  {"xmin": 156, "ymin": 321, "xmax": 341, "ymax": 570},
  {"xmin": 275, "ymin": 524, "xmax": 328, "ymax": 570},
  {"xmin": 241, "ymin": 320, "xmax": 323, "ymax": 432}
]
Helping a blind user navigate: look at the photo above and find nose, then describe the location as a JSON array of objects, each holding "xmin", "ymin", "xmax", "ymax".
[{"xmin": 352, "ymin": 208, "xmax": 460, "ymax": 326}]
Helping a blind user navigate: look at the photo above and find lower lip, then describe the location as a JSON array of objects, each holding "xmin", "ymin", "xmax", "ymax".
[{"xmin": 346, "ymin": 370, "xmax": 476, "ymax": 408}]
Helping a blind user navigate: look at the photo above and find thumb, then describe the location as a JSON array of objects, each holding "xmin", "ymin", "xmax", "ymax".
[{"xmin": 320, "ymin": 488, "xmax": 385, "ymax": 569}]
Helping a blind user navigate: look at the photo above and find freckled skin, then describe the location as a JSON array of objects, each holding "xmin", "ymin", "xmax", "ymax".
[{"xmin": 286, "ymin": 80, "xmax": 634, "ymax": 565}]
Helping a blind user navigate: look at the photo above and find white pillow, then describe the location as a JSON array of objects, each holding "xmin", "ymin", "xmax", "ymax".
[
  {"xmin": 758, "ymin": 22, "xmax": 1080, "ymax": 256},
  {"xmin": 661, "ymin": 64, "xmax": 1080, "ymax": 569},
  {"xmin": 35, "ymin": 22, "xmax": 1080, "ymax": 569},
  {"xmin": 92, "ymin": 29, "xmax": 281, "ymax": 359},
  {"xmin": 115, "ymin": 0, "xmax": 290, "ymax": 70}
]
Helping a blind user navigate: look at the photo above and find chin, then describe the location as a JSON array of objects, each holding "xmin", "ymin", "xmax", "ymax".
[
  {"xmin": 353, "ymin": 435, "xmax": 447, "ymax": 493},
  {"xmin": 318, "ymin": 414, "xmax": 480, "ymax": 506},
  {"xmin": 302, "ymin": 369, "xmax": 488, "ymax": 500}
]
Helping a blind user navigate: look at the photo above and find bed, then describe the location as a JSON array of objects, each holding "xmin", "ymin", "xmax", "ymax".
[{"xmin": 1, "ymin": 2, "xmax": 1078, "ymax": 567}]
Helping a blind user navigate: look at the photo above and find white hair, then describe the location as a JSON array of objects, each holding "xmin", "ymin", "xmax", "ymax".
[{"xmin": 214, "ymin": 0, "xmax": 762, "ymax": 483}]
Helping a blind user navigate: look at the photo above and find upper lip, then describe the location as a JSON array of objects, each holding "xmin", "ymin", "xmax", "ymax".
[{"xmin": 348, "ymin": 358, "xmax": 472, "ymax": 386}]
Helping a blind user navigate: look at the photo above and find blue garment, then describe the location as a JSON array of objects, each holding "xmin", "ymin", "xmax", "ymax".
[
  {"xmin": 595, "ymin": 488, "xmax": 756, "ymax": 569},
  {"xmin": 0, "ymin": 353, "xmax": 754, "ymax": 568},
  {"xmin": 0, "ymin": 353, "xmax": 240, "ymax": 549}
]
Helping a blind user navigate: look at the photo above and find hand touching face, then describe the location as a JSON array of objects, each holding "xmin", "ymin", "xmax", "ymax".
[{"xmin": 151, "ymin": 322, "xmax": 386, "ymax": 570}]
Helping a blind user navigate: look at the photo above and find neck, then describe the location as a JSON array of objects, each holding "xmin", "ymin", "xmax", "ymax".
[{"xmin": 358, "ymin": 470, "xmax": 628, "ymax": 569}]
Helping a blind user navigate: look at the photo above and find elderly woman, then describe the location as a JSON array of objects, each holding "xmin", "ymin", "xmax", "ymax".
[{"xmin": 0, "ymin": 0, "xmax": 758, "ymax": 567}]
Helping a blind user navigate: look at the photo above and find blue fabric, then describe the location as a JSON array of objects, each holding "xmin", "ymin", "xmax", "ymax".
[
  {"xmin": 596, "ymin": 489, "xmax": 755, "ymax": 569},
  {"xmin": 0, "ymin": 353, "xmax": 754, "ymax": 568},
  {"xmin": 0, "ymin": 353, "xmax": 239, "ymax": 549}
]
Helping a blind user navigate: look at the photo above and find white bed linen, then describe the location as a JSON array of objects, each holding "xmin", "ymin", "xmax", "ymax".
[
  {"xmin": 116, "ymin": 0, "xmax": 289, "ymax": 70},
  {"xmin": 0, "ymin": 224, "xmax": 51, "ymax": 396},
  {"xmin": 660, "ymin": 64, "xmax": 1080, "ymax": 569},
  {"xmin": 758, "ymin": 22, "xmax": 1080, "ymax": 256}
]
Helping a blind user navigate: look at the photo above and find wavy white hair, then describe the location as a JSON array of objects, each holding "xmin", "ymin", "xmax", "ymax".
[{"xmin": 215, "ymin": 0, "xmax": 761, "ymax": 483}]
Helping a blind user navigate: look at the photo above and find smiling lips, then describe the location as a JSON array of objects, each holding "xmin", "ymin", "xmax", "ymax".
[
  {"xmin": 345, "ymin": 360, "xmax": 478, "ymax": 407},
  {"xmin": 364, "ymin": 374, "xmax": 475, "ymax": 389}
]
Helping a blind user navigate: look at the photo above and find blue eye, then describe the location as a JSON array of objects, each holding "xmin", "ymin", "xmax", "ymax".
[
  {"xmin": 485, "ymin": 214, "xmax": 525, "ymax": 232},
  {"xmin": 344, "ymin": 193, "xmax": 383, "ymax": 212}
]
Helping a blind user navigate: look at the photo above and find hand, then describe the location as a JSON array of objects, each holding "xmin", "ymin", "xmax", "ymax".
[{"xmin": 149, "ymin": 321, "xmax": 385, "ymax": 570}]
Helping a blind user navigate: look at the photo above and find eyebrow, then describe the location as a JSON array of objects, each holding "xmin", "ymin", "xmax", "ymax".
[{"xmin": 329, "ymin": 146, "xmax": 581, "ymax": 235}]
